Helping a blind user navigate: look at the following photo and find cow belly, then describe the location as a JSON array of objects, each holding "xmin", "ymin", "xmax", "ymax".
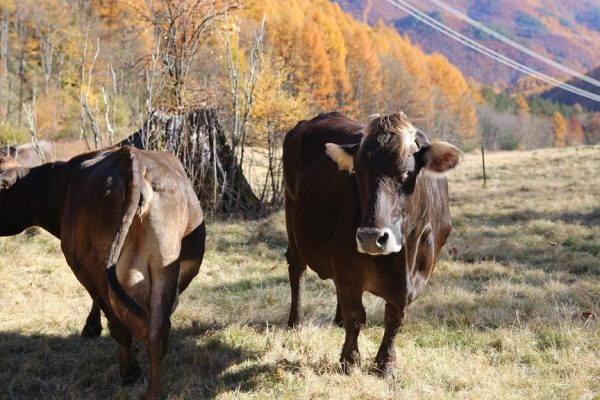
[
  {"xmin": 178, "ymin": 259, "xmax": 201, "ymax": 291},
  {"xmin": 296, "ymin": 244, "xmax": 335, "ymax": 280}
]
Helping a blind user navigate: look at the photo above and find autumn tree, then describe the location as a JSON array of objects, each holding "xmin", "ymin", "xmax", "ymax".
[
  {"xmin": 513, "ymin": 93, "xmax": 529, "ymax": 148},
  {"xmin": 567, "ymin": 117, "xmax": 585, "ymax": 146},
  {"xmin": 552, "ymin": 111, "xmax": 567, "ymax": 148},
  {"xmin": 133, "ymin": 0, "xmax": 241, "ymax": 107},
  {"xmin": 250, "ymin": 54, "xmax": 309, "ymax": 208},
  {"xmin": 344, "ymin": 24, "xmax": 381, "ymax": 116},
  {"xmin": 295, "ymin": 16, "xmax": 336, "ymax": 110}
]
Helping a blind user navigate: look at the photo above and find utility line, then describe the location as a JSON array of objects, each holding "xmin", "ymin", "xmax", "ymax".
[
  {"xmin": 424, "ymin": 0, "xmax": 600, "ymax": 88},
  {"xmin": 382, "ymin": 0, "xmax": 600, "ymax": 103}
]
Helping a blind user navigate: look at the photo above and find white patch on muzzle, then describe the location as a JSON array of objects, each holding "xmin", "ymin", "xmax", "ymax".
[{"xmin": 356, "ymin": 227, "xmax": 402, "ymax": 256}]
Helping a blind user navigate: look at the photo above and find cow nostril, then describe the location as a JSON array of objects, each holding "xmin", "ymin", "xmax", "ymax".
[
  {"xmin": 356, "ymin": 231, "xmax": 364, "ymax": 243},
  {"xmin": 376, "ymin": 232, "xmax": 389, "ymax": 247}
]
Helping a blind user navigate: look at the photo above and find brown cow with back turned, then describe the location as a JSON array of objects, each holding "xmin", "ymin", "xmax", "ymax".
[
  {"xmin": 0, "ymin": 146, "xmax": 205, "ymax": 399},
  {"xmin": 283, "ymin": 112, "xmax": 461, "ymax": 374}
]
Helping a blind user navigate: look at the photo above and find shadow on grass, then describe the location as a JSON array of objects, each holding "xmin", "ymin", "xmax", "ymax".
[
  {"xmin": 449, "ymin": 207, "xmax": 600, "ymax": 275},
  {"xmin": 0, "ymin": 325, "xmax": 272, "ymax": 400},
  {"xmin": 207, "ymin": 215, "xmax": 288, "ymax": 254},
  {"xmin": 462, "ymin": 208, "xmax": 600, "ymax": 228}
]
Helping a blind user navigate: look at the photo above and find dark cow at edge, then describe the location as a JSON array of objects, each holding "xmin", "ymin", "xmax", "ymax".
[
  {"xmin": 0, "ymin": 140, "xmax": 55, "ymax": 169},
  {"xmin": 0, "ymin": 146, "xmax": 205, "ymax": 399},
  {"xmin": 283, "ymin": 112, "xmax": 461, "ymax": 374}
]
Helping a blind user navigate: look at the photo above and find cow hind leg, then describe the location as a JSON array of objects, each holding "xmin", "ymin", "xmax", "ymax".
[
  {"xmin": 81, "ymin": 303, "xmax": 102, "ymax": 339},
  {"xmin": 108, "ymin": 317, "xmax": 142, "ymax": 385},
  {"xmin": 146, "ymin": 260, "xmax": 179, "ymax": 400},
  {"xmin": 373, "ymin": 302, "xmax": 405, "ymax": 376},
  {"xmin": 286, "ymin": 247, "xmax": 307, "ymax": 328}
]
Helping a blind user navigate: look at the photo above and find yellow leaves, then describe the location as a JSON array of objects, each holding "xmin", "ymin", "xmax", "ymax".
[
  {"xmin": 34, "ymin": 88, "xmax": 78, "ymax": 137},
  {"xmin": 242, "ymin": 0, "xmax": 479, "ymax": 142},
  {"xmin": 514, "ymin": 94, "xmax": 529, "ymax": 112},
  {"xmin": 552, "ymin": 111, "xmax": 567, "ymax": 148},
  {"xmin": 251, "ymin": 55, "xmax": 309, "ymax": 143}
]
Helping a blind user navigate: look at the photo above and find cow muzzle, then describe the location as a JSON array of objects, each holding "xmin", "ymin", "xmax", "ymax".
[{"xmin": 356, "ymin": 227, "xmax": 402, "ymax": 256}]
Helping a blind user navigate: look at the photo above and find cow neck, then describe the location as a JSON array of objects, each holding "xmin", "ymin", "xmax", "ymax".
[{"xmin": 21, "ymin": 162, "xmax": 66, "ymax": 238}]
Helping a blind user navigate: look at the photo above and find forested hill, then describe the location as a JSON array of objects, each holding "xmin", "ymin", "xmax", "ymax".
[
  {"xmin": 0, "ymin": 0, "xmax": 480, "ymax": 147},
  {"xmin": 334, "ymin": 0, "xmax": 600, "ymax": 86},
  {"xmin": 249, "ymin": 0, "xmax": 479, "ymax": 142},
  {"xmin": 538, "ymin": 67, "xmax": 600, "ymax": 111}
]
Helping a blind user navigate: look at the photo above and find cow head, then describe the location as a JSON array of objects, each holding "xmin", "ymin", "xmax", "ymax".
[
  {"xmin": 0, "ymin": 168, "xmax": 18, "ymax": 190},
  {"xmin": 325, "ymin": 113, "xmax": 461, "ymax": 256},
  {"xmin": 0, "ymin": 156, "xmax": 20, "ymax": 172}
]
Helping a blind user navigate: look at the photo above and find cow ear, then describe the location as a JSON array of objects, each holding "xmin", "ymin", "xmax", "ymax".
[
  {"xmin": 325, "ymin": 143, "xmax": 359, "ymax": 172},
  {"xmin": 421, "ymin": 142, "xmax": 462, "ymax": 173},
  {"xmin": 0, "ymin": 169, "xmax": 18, "ymax": 190}
]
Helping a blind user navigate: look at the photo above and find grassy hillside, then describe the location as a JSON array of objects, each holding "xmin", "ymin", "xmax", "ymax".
[{"xmin": 1, "ymin": 146, "xmax": 599, "ymax": 399}]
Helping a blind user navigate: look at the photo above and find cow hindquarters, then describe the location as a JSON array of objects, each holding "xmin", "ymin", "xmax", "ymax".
[
  {"xmin": 146, "ymin": 259, "xmax": 180, "ymax": 400},
  {"xmin": 373, "ymin": 302, "xmax": 405, "ymax": 376}
]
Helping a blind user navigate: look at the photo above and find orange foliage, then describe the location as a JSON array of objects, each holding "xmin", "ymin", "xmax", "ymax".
[{"xmin": 248, "ymin": 0, "xmax": 479, "ymax": 143}]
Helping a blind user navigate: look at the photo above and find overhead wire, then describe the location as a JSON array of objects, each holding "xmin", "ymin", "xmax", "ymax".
[
  {"xmin": 381, "ymin": 0, "xmax": 600, "ymax": 103},
  {"xmin": 423, "ymin": 0, "xmax": 600, "ymax": 88}
]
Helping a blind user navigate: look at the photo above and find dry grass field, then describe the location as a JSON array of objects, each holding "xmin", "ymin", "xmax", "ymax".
[{"xmin": 1, "ymin": 146, "xmax": 599, "ymax": 399}]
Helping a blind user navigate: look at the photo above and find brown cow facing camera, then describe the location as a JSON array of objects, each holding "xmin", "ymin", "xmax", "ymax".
[{"xmin": 283, "ymin": 112, "xmax": 461, "ymax": 374}]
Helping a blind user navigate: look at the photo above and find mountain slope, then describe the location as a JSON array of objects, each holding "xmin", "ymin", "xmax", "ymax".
[
  {"xmin": 334, "ymin": 0, "xmax": 600, "ymax": 85},
  {"xmin": 538, "ymin": 66, "xmax": 600, "ymax": 111}
]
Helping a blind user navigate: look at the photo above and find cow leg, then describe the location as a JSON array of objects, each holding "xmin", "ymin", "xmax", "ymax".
[
  {"xmin": 81, "ymin": 302, "xmax": 103, "ymax": 339},
  {"xmin": 108, "ymin": 317, "xmax": 142, "ymax": 385},
  {"xmin": 334, "ymin": 296, "xmax": 343, "ymax": 327},
  {"xmin": 338, "ymin": 287, "xmax": 366, "ymax": 373},
  {"xmin": 373, "ymin": 302, "xmax": 405, "ymax": 376},
  {"xmin": 146, "ymin": 261, "xmax": 179, "ymax": 400},
  {"xmin": 286, "ymin": 248, "xmax": 307, "ymax": 328}
]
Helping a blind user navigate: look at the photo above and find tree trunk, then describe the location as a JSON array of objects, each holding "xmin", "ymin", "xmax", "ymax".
[{"xmin": 118, "ymin": 108, "xmax": 261, "ymax": 217}]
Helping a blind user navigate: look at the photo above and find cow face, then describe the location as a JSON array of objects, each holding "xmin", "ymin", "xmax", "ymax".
[
  {"xmin": 0, "ymin": 168, "xmax": 18, "ymax": 190},
  {"xmin": 0, "ymin": 156, "xmax": 19, "ymax": 172},
  {"xmin": 325, "ymin": 113, "xmax": 461, "ymax": 256}
]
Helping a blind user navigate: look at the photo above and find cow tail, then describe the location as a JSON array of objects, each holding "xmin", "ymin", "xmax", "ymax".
[{"xmin": 106, "ymin": 147, "xmax": 148, "ymax": 321}]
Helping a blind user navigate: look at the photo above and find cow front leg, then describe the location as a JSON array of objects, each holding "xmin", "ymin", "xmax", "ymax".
[
  {"xmin": 338, "ymin": 287, "xmax": 366, "ymax": 373},
  {"xmin": 286, "ymin": 248, "xmax": 307, "ymax": 328},
  {"xmin": 146, "ymin": 261, "xmax": 179, "ymax": 400},
  {"xmin": 373, "ymin": 302, "xmax": 405, "ymax": 376},
  {"xmin": 81, "ymin": 302, "xmax": 102, "ymax": 339},
  {"xmin": 334, "ymin": 299, "xmax": 343, "ymax": 327},
  {"xmin": 108, "ymin": 317, "xmax": 142, "ymax": 385}
]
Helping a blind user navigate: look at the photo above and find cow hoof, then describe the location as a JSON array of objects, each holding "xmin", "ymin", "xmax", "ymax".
[
  {"xmin": 340, "ymin": 351, "xmax": 361, "ymax": 374},
  {"xmin": 287, "ymin": 315, "xmax": 305, "ymax": 329},
  {"xmin": 143, "ymin": 390, "xmax": 162, "ymax": 400},
  {"xmin": 121, "ymin": 364, "xmax": 144, "ymax": 385},
  {"xmin": 81, "ymin": 324, "xmax": 102, "ymax": 339},
  {"xmin": 372, "ymin": 361, "xmax": 396, "ymax": 377}
]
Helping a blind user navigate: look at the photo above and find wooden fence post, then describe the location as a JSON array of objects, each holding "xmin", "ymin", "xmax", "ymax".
[{"xmin": 481, "ymin": 144, "xmax": 487, "ymax": 186}]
